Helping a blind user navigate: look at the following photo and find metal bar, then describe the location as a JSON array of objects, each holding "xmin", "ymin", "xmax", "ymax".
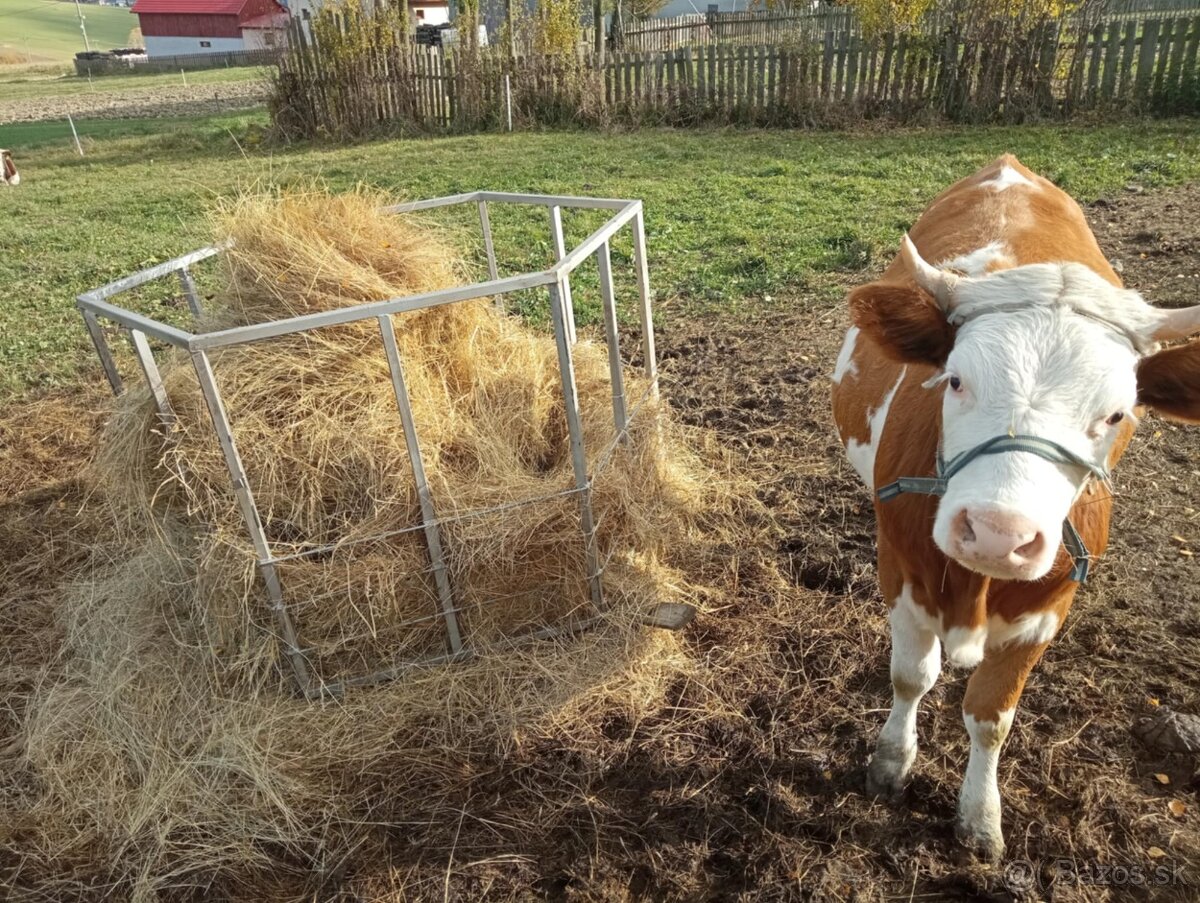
[
  {"xmin": 306, "ymin": 648, "xmax": 478, "ymax": 698},
  {"xmin": 128, "ymin": 329, "xmax": 174, "ymax": 424},
  {"xmin": 177, "ymin": 267, "xmax": 203, "ymax": 318},
  {"xmin": 189, "ymin": 350, "xmax": 312, "ymax": 693},
  {"xmin": 548, "ymin": 206, "xmax": 578, "ymax": 345},
  {"xmin": 476, "ymin": 191, "xmax": 633, "ymax": 210},
  {"xmin": 80, "ymin": 307, "xmax": 123, "ymax": 394},
  {"xmin": 79, "ymin": 244, "xmax": 225, "ymax": 303},
  {"xmin": 266, "ymin": 485, "xmax": 583, "ymax": 564},
  {"xmin": 631, "ymin": 206, "xmax": 659, "ymax": 400},
  {"xmin": 553, "ymin": 201, "xmax": 641, "ymax": 275},
  {"xmin": 595, "ymin": 241, "xmax": 628, "ymax": 441},
  {"xmin": 478, "ymin": 200, "xmax": 500, "ymax": 282},
  {"xmin": 189, "ymin": 270, "xmax": 557, "ymax": 351},
  {"xmin": 77, "ymin": 297, "xmax": 194, "ymax": 348},
  {"xmin": 378, "ymin": 314, "xmax": 464, "ymax": 655},
  {"xmin": 549, "ymin": 280, "xmax": 605, "ymax": 612},
  {"xmin": 380, "ymin": 191, "xmax": 482, "ymax": 213},
  {"xmin": 309, "ymin": 613, "xmax": 608, "ymax": 698}
]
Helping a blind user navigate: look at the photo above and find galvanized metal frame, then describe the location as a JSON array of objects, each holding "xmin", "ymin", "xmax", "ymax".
[{"xmin": 76, "ymin": 191, "xmax": 660, "ymax": 699}]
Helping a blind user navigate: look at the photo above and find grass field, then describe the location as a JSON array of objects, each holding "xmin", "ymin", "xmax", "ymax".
[
  {"xmin": 2, "ymin": 117, "xmax": 1199, "ymax": 399},
  {"xmin": 0, "ymin": 0, "xmax": 136, "ymax": 64}
]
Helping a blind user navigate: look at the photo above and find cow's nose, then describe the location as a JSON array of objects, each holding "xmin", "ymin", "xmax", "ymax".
[{"xmin": 951, "ymin": 508, "xmax": 1046, "ymax": 566}]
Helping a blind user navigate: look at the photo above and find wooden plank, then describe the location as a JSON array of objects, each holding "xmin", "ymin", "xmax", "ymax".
[
  {"xmin": 707, "ymin": 40, "xmax": 717, "ymax": 106},
  {"xmin": 1086, "ymin": 21, "xmax": 1104, "ymax": 105},
  {"xmin": 1181, "ymin": 17, "xmax": 1200, "ymax": 109},
  {"xmin": 757, "ymin": 44, "xmax": 767, "ymax": 113},
  {"xmin": 891, "ymin": 32, "xmax": 908, "ymax": 103},
  {"xmin": 1117, "ymin": 20, "xmax": 1138, "ymax": 100},
  {"xmin": 821, "ymin": 27, "xmax": 834, "ymax": 99},
  {"xmin": 1153, "ymin": 17, "xmax": 1177, "ymax": 100},
  {"xmin": 1165, "ymin": 15, "xmax": 1190, "ymax": 101},
  {"xmin": 835, "ymin": 26, "xmax": 848, "ymax": 100},
  {"xmin": 1099, "ymin": 20, "xmax": 1121, "ymax": 102},
  {"xmin": 1136, "ymin": 18, "xmax": 1161, "ymax": 102},
  {"xmin": 767, "ymin": 44, "xmax": 778, "ymax": 114}
]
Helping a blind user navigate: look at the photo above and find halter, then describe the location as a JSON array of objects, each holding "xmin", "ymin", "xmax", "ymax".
[{"xmin": 877, "ymin": 434, "xmax": 1109, "ymax": 583}]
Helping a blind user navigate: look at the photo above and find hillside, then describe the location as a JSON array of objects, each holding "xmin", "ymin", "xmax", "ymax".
[{"xmin": 0, "ymin": 0, "xmax": 137, "ymax": 64}]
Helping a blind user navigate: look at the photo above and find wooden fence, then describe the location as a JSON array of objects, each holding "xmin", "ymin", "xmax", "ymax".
[
  {"xmin": 271, "ymin": 12, "xmax": 1200, "ymax": 139},
  {"xmin": 613, "ymin": 3, "xmax": 1200, "ymax": 51}
]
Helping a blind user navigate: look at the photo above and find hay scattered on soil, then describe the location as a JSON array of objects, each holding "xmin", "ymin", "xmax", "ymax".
[{"xmin": 0, "ymin": 189, "xmax": 749, "ymax": 900}]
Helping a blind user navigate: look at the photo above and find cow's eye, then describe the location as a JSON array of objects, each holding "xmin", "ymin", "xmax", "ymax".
[
  {"xmin": 1106, "ymin": 411, "xmax": 1124, "ymax": 426},
  {"xmin": 948, "ymin": 375, "xmax": 963, "ymax": 392}
]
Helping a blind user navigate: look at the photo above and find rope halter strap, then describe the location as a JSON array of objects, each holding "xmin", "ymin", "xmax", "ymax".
[{"xmin": 877, "ymin": 434, "xmax": 1109, "ymax": 583}]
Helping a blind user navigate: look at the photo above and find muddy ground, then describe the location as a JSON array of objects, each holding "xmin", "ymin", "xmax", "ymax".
[{"xmin": 1, "ymin": 186, "xmax": 1197, "ymax": 901}]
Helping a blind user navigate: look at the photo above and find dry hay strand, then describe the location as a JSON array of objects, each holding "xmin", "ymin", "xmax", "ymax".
[{"xmin": 1, "ymin": 188, "xmax": 752, "ymax": 900}]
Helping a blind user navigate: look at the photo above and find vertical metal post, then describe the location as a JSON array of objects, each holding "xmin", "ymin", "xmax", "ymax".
[
  {"xmin": 128, "ymin": 329, "xmax": 174, "ymax": 424},
  {"xmin": 177, "ymin": 267, "xmax": 204, "ymax": 318},
  {"xmin": 190, "ymin": 350, "xmax": 312, "ymax": 693},
  {"xmin": 595, "ymin": 240, "xmax": 628, "ymax": 441},
  {"xmin": 548, "ymin": 205, "xmax": 578, "ymax": 345},
  {"xmin": 631, "ymin": 206, "xmax": 658, "ymax": 399},
  {"xmin": 478, "ymin": 200, "xmax": 501, "ymax": 313},
  {"xmin": 548, "ymin": 280, "xmax": 605, "ymax": 612},
  {"xmin": 478, "ymin": 200, "xmax": 499, "ymax": 282},
  {"xmin": 80, "ymin": 309, "xmax": 123, "ymax": 394},
  {"xmin": 378, "ymin": 315, "xmax": 465, "ymax": 654}
]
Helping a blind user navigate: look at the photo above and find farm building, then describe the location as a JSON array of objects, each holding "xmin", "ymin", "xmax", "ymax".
[
  {"xmin": 286, "ymin": 0, "xmax": 451, "ymax": 28},
  {"xmin": 131, "ymin": 0, "xmax": 290, "ymax": 57}
]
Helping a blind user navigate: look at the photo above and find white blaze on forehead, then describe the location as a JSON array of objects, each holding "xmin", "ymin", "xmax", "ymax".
[
  {"xmin": 846, "ymin": 368, "xmax": 906, "ymax": 491},
  {"xmin": 832, "ymin": 326, "xmax": 860, "ymax": 384},
  {"xmin": 982, "ymin": 165, "xmax": 1036, "ymax": 191},
  {"xmin": 940, "ymin": 241, "xmax": 1015, "ymax": 277}
]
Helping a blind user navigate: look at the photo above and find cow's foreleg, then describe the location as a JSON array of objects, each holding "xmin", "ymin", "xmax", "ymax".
[
  {"xmin": 867, "ymin": 587, "xmax": 942, "ymax": 798},
  {"xmin": 957, "ymin": 640, "xmax": 1048, "ymax": 861}
]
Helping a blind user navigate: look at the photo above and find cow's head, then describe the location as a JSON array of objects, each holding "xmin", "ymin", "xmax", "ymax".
[{"xmin": 852, "ymin": 236, "xmax": 1200, "ymax": 582}]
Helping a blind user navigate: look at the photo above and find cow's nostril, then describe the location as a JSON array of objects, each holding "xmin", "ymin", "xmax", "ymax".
[
  {"xmin": 961, "ymin": 515, "xmax": 976, "ymax": 544},
  {"xmin": 1015, "ymin": 534, "xmax": 1044, "ymax": 559}
]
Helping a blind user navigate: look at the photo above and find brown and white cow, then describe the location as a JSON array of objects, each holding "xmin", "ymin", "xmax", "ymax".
[
  {"xmin": 832, "ymin": 155, "xmax": 1200, "ymax": 860},
  {"xmin": 1, "ymin": 150, "xmax": 18, "ymax": 186}
]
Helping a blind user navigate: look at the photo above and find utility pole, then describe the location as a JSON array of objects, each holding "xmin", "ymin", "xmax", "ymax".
[{"xmin": 73, "ymin": 0, "xmax": 92, "ymax": 52}]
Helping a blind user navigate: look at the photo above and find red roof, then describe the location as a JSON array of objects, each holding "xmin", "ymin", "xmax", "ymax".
[{"xmin": 131, "ymin": 0, "xmax": 251, "ymax": 14}]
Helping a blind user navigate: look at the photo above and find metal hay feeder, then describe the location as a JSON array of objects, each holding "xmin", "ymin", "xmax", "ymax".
[{"xmin": 76, "ymin": 192, "xmax": 694, "ymax": 699}]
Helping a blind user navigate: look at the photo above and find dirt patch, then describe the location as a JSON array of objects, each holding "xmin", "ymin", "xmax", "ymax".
[
  {"xmin": 1, "ymin": 188, "xmax": 1197, "ymax": 901},
  {"xmin": 0, "ymin": 81, "xmax": 267, "ymax": 125}
]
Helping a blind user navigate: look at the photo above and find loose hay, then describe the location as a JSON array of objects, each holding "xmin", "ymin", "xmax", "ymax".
[{"xmin": 0, "ymin": 189, "xmax": 746, "ymax": 900}]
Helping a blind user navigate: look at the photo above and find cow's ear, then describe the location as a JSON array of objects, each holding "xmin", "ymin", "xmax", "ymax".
[
  {"xmin": 849, "ymin": 281, "xmax": 956, "ymax": 368},
  {"xmin": 1137, "ymin": 340, "xmax": 1200, "ymax": 423}
]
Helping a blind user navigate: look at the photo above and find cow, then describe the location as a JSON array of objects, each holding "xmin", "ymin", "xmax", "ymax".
[
  {"xmin": 1, "ymin": 150, "xmax": 18, "ymax": 187},
  {"xmin": 831, "ymin": 155, "xmax": 1200, "ymax": 860}
]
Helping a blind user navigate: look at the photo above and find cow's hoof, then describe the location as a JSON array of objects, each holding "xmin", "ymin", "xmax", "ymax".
[
  {"xmin": 865, "ymin": 751, "xmax": 912, "ymax": 800},
  {"xmin": 955, "ymin": 817, "xmax": 1005, "ymax": 862}
]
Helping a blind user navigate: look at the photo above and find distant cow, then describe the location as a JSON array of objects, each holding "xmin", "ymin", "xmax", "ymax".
[
  {"xmin": 1, "ymin": 150, "xmax": 18, "ymax": 186},
  {"xmin": 831, "ymin": 155, "xmax": 1200, "ymax": 860}
]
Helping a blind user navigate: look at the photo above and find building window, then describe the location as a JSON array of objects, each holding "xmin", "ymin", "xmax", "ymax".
[
  {"xmin": 200, "ymin": 40, "xmax": 212, "ymax": 47},
  {"xmin": 263, "ymin": 31, "xmax": 276, "ymax": 46}
]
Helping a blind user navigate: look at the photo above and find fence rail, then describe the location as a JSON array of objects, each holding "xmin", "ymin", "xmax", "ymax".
[
  {"xmin": 272, "ymin": 11, "xmax": 1200, "ymax": 139},
  {"xmin": 75, "ymin": 47, "xmax": 281, "ymax": 76}
]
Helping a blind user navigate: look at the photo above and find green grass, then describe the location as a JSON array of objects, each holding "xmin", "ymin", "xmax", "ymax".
[
  {"xmin": 0, "ymin": 0, "xmax": 136, "ymax": 63},
  {"xmin": 2, "ymin": 117, "xmax": 1199, "ymax": 399},
  {"xmin": 0, "ymin": 65, "xmax": 269, "ymax": 102}
]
